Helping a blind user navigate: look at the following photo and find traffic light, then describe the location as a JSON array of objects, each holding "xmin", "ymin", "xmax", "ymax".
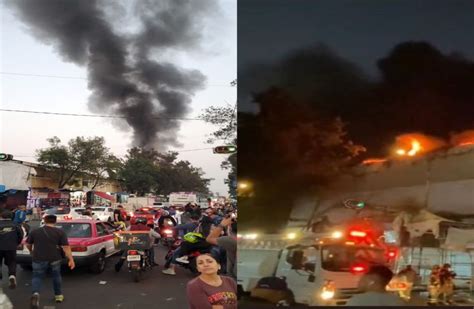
[
  {"xmin": 0, "ymin": 153, "xmax": 13, "ymax": 161},
  {"xmin": 343, "ymin": 199, "xmax": 366, "ymax": 210},
  {"xmin": 213, "ymin": 146, "xmax": 237, "ymax": 154}
]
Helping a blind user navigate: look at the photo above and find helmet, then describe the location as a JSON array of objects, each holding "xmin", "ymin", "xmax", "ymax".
[
  {"xmin": 136, "ymin": 217, "xmax": 147, "ymax": 225},
  {"xmin": 162, "ymin": 210, "xmax": 169, "ymax": 216}
]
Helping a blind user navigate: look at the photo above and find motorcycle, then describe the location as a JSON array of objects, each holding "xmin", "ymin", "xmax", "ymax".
[
  {"xmin": 164, "ymin": 238, "xmax": 209, "ymax": 274},
  {"xmin": 126, "ymin": 248, "xmax": 152, "ymax": 282},
  {"xmin": 159, "ymin": 227, "xmax": 176, "ymax": 247}
]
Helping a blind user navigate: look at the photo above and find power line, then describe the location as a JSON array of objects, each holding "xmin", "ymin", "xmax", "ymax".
[
  {"xmin": 0, "ymin": 108, "xmax": 204, "ymax": 121},
  {"xmin": 0, "ymin": 71, "xmax": 235, "ymax": 87},
  {"xmin": 12, "ymin": 147, "xmax": 215, "ymax": 159}
]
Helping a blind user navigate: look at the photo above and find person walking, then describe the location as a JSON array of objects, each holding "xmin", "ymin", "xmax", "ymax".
[
  {"xmin": 26, "ymin": 215, "xmax": 75, "ymax": 308},
  {"xmin": 186, "ymin": 253, "xmax": 237, "ymax": 309},
  {"xmin": 428, "ymin": 265, "xmax": 441, "ymax": 305},
  {"xmin": 13, "ymin": 205, "xmax": 27, "ymax": 225},
  {"xmin": 439, "ymin": 263, "xmax": 456, "ymax": 304},
  {"xmin": 0, "ymin": 210, "xmax": 24, "ymax": 289},
  {"xmin": 397, "ymin": 265, "xmax": 417, "ymax": 301}
]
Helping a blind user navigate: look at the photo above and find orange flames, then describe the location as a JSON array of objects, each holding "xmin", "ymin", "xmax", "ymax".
[
  {"xmin": 362, "ymin": 158, "xmax": 387, "ymax": 165},
  {"xmin": 361, "ymin": 130, "xmax": 474, "ymax": 166},
  {"xmin": 451, "ymin": 130, "xmax": 474, "ymax": 147},
  {"xmin": 393, "ymin": 133, "xmax": 446, "ymax": 157}
]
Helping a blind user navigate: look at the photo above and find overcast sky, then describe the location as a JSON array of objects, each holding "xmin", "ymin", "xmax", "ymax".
[{"xmin": 1, "ymin": 0, "xmax": 236, "ymax": 196}]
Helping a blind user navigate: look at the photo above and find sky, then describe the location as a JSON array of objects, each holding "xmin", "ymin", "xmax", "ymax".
[
  {"xmin": 238, "ymin": 0, "xmax": 474, "ymax": 112},
  {"xmin": 1, "ymin": 0, "xmax": 236, "ymax": 196}
]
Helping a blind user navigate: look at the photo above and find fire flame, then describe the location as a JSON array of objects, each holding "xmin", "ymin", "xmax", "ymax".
[
  {"xmin": 394, "ymin": 133, "xmax": 446, "ymax": 157},
  {"xmin": 451, "ymin": 130, "xmax": 474, "ymax": 147},
  {"xmin": 362, "ymin": 158, "xmax": 387, "ymax": 165}
]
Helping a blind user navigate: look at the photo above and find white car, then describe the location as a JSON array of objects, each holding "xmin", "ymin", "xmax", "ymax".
[
  {"xmin": 42, "ymin": 207, "xmax": 90, "ymax": 221},
  {"xmin": 90, "ymin": 207, "xmax": 114, "ymax": 222}
]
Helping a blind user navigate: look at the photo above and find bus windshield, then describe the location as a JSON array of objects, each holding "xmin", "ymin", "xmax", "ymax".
[{"xmin": 321, "ymin": 244, "xmax": 385, "ymax": 272}]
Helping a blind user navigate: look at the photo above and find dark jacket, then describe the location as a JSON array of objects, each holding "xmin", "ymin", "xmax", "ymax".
[{"xmin": 0, "ymin": 219, "xmax": 24, "ymax": 250}]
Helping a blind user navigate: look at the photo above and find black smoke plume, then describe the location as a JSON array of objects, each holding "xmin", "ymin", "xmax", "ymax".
[
  {"xmin": 240, "ymin": 42, "xmax": 474, "ymax": 156},
  {"xmin": 7, "ymin": 0, "xmax": 216, "ymax": 150}
]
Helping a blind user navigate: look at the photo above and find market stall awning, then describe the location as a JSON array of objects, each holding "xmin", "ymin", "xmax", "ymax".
[
  {"xmin": 0, "ymin": 161, "xmax": 36, "ymax": 191},
  {"xmin": 93, "ymin": 191, "xmax": 115, "ymax": 201}
]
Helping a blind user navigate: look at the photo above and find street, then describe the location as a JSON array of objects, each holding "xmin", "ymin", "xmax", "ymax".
[{"xmin": 2, "ymin": 245, "xmax": 194, "ymax": 309}]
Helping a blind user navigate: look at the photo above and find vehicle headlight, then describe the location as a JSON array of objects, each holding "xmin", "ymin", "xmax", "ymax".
[
  {"xmin": 321, "ymin": 290, "xmax": 335, "ymax": 300},
  {"xmin": 320, "ymin": 280, "xmax": 336, "ymax": 300}
]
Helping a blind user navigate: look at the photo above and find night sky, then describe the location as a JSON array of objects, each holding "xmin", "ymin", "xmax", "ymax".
[
  {"xmin": 238, "ymin": 0, "xmax": 474, "ymax": 157},
  {"xmin": 238, "ymin": 0, "xmax": 474, "ymax": 111}
]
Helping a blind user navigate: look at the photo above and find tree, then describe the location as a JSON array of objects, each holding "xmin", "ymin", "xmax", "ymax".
[
  {"xmin": 36, "ymin": 136, "xmax": 119, "ymax": 189},
  {"xmin": 118, "ymin": 148, "xmax": 211, "ymax": 196},
  {"xmin": 238, "ymin": 88, "xmax": 365, "ymax": 231},
  {"xmin": 118, "ymin": 147, "xmax": 159, "ymax": 196},
  {"xmin": 200, "ymin": 103, "xmax": 237, "ymax": 197},
  {"xmin": 154, "ymin": 152, "xmax": 211, "ymax": 195}
]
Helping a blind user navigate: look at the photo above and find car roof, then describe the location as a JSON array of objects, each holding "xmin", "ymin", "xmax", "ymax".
[{"xmin": 56, "ymin": 219, "xmax": 97, "ymax": 224}]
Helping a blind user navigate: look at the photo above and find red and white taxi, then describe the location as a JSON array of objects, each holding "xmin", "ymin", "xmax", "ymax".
[{"xmin": 17, "ymin": 219, "xmax": 120, "ymax": 273}]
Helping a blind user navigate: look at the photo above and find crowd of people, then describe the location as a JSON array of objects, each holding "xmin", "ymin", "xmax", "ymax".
[{"xmin": 0, "ymin": 201, "xmax": 237, "ymax": 309}]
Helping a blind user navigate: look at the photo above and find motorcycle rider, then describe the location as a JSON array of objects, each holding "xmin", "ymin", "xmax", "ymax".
[
  {"xmin": 157, "ymin": 210, "xmax": 177, "ymax": 231},
  {"xmin": 113, "ymin": 205, "xmax": 126, "ymax": 230},
  {"xmin": 114, "ymin": 217, "xmax": 160, "ymax": 272}
]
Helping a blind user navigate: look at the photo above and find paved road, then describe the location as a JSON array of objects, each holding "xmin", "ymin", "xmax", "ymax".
[{"xmin": 2, "ymin": 246, "xmax": 195, "ymax": 309}]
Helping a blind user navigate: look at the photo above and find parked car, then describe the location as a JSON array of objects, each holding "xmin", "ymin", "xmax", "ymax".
[
  {"xmin": 90, "ymin": 207, "xmax": 114, "ymax": 222},
  {"xmin": 17, "ymin": 220, "xmax": 121, "ymax": 273},
  {"xmin": 42, "ymin": 207, "xmax": 89, "ymax": 221}
]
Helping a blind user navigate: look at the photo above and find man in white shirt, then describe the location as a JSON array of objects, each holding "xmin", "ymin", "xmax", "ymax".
[{"xmin": 346, "ymin": 265, "xmax": 406, "ymax": 306}]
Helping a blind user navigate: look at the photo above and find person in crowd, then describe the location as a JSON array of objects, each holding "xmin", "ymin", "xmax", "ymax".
[
  {"xmin": 83, "ymin": 206, "xmax": 97, "ymax": 220},
  {"xmin": 26, "ymin": 215, "xmax": 75, "ymax": 307},
  {"xmin": 13, "ymin": 205, "xmax": 27, "ymax": 225},
  {"xmin": 113, "ymin": 205, "xmax": 126, "ymax": 230},
  {"xmin": 0, "ymin": 210, "xmax": 24, "ymax": 289},
  {"xmin": 397, "ymin": 265, "xmax": 417, "ymax": 300},
  {"xmin": 115, "ymin": 217, "xmax": 160, "ymax": 272},
  {"xmin": 162, "ymin": 226, "xmax": 213, "ymax": 276},
  {"xmin": 200, "ymin": 208, "xmax": 219, "ymax": 238},
  {"xmin": 345, "ymin": 265, "xmax": 406, "ymax": 306},
  {"xmin": 439, "ymin": 263, "xmax": 456, "ymax": 304},
  {"xmin": 157, "ymin": 210, "xmax": 177, "ymax": 230},
  {"xmin": 174, "ymin": 214, "xmax": 200, "ymax": 237},
  {"xmin": 206, "ymin": 217, "xmax": 237, "ymax": 279},
  {"xmin": 428, "ymin": 265, "xmax": 441, "ymax": 304},
  {"xmin": 186, "ymin": 253, "xmax": 237, "ymax": 309}
]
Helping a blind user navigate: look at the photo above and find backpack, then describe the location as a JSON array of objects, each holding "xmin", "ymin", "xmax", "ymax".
[{"xmin": 183, "ymin": 232, "xmax": 204, "ymax": 244}]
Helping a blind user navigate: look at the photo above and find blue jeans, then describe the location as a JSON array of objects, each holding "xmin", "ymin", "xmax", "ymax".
[{"xmin": 32, "ymin": 260, "xmax": 62, "ymax": 295}]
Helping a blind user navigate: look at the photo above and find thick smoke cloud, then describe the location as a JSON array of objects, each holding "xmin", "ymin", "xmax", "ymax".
[
  {"xmin": 241, "ymin": 41, "xmax": 474, "ymax": 157},
  {"xmin": 7, "ymin": 0, "xmax": 215, "ymax": 150}
]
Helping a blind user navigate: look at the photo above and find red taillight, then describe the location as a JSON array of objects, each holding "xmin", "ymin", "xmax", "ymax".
[
  {"xmin": 71, "ymin": 246, "xmax": 87, "ymax": 252},
  {"xmin": 128, "ymin": 250, "xmax": 138, "ymax": 255},
  {"xmin": 351, "ymin": 264, "xmax": 367, "ymax": 274},
  {"xmin": 163, "ymin": 229, "xmax": 173, "ymax": 235},
  {"xmin": 397, "ymin": 282, "xmax": 407, "ymax": 289},
  {"xmin": 388, "ymin": 251, "xmax": 396, "ymax": 258},
  {"xmin": 349, "ymin": 230, "xmax": 367, "ymax": 238}
]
